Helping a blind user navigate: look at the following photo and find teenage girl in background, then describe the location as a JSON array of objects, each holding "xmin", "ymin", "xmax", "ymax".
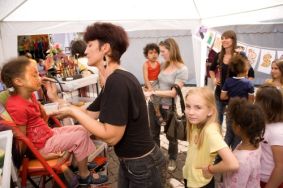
[
  {"xmin": 182, "ymin": 87, "xmax": 239, "ymax": 188},
  {"xmin": 264, "ymin": 59, "xmax": 283, "ymax": 90},
  {"xmin": 223, "ymin": 97, "xmax": 265, "ymax": 188}
]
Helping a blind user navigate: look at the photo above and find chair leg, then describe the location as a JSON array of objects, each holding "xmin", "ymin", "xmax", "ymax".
[
  {"xmin": 11, "ymin": 161, "xmax": 20, "ymax": 188},
  {"xmin": 21, "ymin": 157, "xmax": 29, "ymax": 187},
  {"xmin": 27, "ymin": 176, "xmax": 39, "ymax": 188}
]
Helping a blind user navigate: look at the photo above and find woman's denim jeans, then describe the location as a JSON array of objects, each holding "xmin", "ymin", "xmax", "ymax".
[
  {"xmin": 118, "ymin": 145, "xmax": 167, "ymax": 188},
  {"xmin": 215, "ymin": 97, "xmax": 227, "ymax": 125},
  {"xmin": 148, "ymin": 102, "xmax": 178, "ymax": 160},
  {"xmin": 224, "ymin": 115, "xmax": 241, "ymax": 150}
]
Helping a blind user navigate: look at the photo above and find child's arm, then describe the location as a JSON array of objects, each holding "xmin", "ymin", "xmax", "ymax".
[
  {"xmin": 248, "ymin": 93, "xmax": 254, "ymax": 103},
  {"xmin": 220, "ymin": 80, "xmax": 229, "ymax": 100},
  {"xmin": 143, "ymin": 63, "xmax": 152, "ymax": 90},
  {"xmin": 197, "ymin": 147, "xmax": 239, "ymax": 178},
  {"xmin": 265, "ymin": 145, "xmax": 283, "ymax": 188},
  {"xmin": 210, "ymin": 147, "xmax": 239, "ymax": 173},
  {"xmin": 38, "ymin": 102, "xmax": 49, "ymax": 122},
  {"xmin": 220, "ymin": 90, "xmax": 229, "ymax": 100}
]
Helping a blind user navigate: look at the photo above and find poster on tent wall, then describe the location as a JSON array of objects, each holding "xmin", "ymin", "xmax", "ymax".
[
  {"xmin": 204, "ymin": 31, "xmax": 216, "ymax": 48},
  {"xmin": 257, "ymin": 49, "xmax": 276, "ymax": 74},
  {"xmin": 18, "ymin": 35, "xmax": 49, "ymax": 60},
  {"xmin": 237, "ymin": 42, "xmax": 247, "ymax": 53},
  {"xmin": 277, "ymin": 51, "xmax": 283, "ymax": 59},
  {"xmin": 246, "ymin": 46, "xmax": 260, "ymax": 69},
  {"xmin": 212, "ymin": 33, "xmax": 222, "ymax": 53}
]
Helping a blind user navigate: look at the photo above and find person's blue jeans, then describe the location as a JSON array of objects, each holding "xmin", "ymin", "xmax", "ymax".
[
  {"xmin": 148, "ymin": 102, "xmax": 178, "ymax": 160},
  {"xmin": 118, "ymin": 145, "xmax": 167, "ymax": 188},
  {"xmin": 215, "ymin": 97, "xmax": 227, "ymax": 125}
]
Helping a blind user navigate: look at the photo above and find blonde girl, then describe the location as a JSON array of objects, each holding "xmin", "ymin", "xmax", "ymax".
[{"xmin": 183, "ymin": 87, "xmax": 239, "ymax": 188}]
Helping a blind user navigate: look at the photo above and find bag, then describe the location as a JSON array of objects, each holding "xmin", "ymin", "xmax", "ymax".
[{"xmin": 166, "ymin": 84, "xmax": 187, "ymax": 141}]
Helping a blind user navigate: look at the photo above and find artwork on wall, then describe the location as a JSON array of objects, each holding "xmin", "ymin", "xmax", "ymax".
[
  {"xmin": 246, "ymin": 46, "xmax": 260, "ymax": 69},
  {"xmin": 17, "ymin": 34, "xmax": 50, "ymax": 60},
  {"xmin": 257, "ymin": 49, "xmax": 276, "ymax": 74}
]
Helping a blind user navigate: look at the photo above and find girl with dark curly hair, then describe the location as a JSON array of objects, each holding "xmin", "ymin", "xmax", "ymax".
[{"xmin": 223, "ymin": 97, "xmax": 265, "ymax": 187}]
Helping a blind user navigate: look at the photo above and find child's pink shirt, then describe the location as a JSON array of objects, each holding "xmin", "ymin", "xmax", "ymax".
[{"xmin": 223, "ymin": 145, "xmax": 261, "ymax": 188}]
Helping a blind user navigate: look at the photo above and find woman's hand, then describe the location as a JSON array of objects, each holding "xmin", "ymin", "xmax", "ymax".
[
  {"xmin": 49, "ymin": 103, "xmax": 74, "ymax": 119},
  {"xmin": 143, "ymin": 90, "xmax": 153, "ymax": 100},
  {"xmin": 41, "ymin": 77, "xmax": 60, "ymax": 102},
  {"xmin": 214, "ymin": 78, "xmax": 220, "ymax": 86}
]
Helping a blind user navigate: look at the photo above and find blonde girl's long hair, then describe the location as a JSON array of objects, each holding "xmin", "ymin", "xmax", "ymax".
[
  {"xmin": 186, "ymin": 87, "xmax": 219, "ymax": 149},
  {"xmin": 159, "ymin": 38, "xmax": 184, "ymax": 69}
]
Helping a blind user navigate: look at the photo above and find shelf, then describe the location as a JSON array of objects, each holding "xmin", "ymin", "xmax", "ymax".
[
  {"xmin": 0, "ymin": 130, "xmax": 13, "ymax": 188},
  {"xmin": 57, "ymin": 74, "xmax": 98, "ymax": 92}
]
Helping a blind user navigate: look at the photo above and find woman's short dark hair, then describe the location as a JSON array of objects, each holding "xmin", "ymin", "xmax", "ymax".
[
  {"xmin": 84, "ymin": 22, "xmax": 129, "ymax": 63},
  {"xmin": 255, "ymin": 85, "xmax": 283, "ymax": 123},
  {"xmin": 143, "ymin": 43, "xmax": 160, "ymax": 58},
  {"xmin": 70, "ymin": 40, "xmax": 87, "ymax": 58}
]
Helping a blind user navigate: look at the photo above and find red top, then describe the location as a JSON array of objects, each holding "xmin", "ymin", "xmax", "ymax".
[
  {"xmin": 146, "ymin": 61, "xmax": 160, "ymax": 81},
  {"xmin": 6, "ymin": 94, "xmax": 53, "ymax": 149}
]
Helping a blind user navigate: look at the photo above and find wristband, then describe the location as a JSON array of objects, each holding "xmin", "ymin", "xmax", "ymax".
[{"xmin": 207, "ymin": 164, "xmax": 213, "ymax": 174}]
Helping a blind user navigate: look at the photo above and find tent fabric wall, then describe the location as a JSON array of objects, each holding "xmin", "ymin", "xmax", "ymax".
[{"xmin": 0, "ymin": 0, "xmax": 282, "ymax": 86}]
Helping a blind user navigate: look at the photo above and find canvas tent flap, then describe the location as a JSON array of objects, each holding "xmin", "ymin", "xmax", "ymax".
[
  {"xmin": 0, "ymin": 0, "xmax": 26, "ymax": 21},
  {"xmin": 0, "ymin": 0, "xmax": 283, "ymax": 86}
]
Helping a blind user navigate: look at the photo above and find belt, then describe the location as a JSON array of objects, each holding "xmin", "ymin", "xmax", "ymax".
[{"xmin": 119, "ymin": 145, "xmax": 156, "ymax": 160}]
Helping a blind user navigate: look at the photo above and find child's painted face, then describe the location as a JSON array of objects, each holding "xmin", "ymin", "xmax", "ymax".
[
  {"xmin": 147, "ymin": 49, "xmax": 159, "ymax": 62},
  {"xmin": 185, "ymin": 94, "xmax": 212, "ymax": 125},
  {"xmin": 221, "ymin": 37, "xmax": 233, "ymax": 49},
  {"xmin": 22, "ymin": 62, "xmax": 42, "ymax": 92},
  {"xmin": 159, "ymin": 45, "xmax": 170, "ymax": 62},
  {"xmin": 271, "ymin": 63, "xmax": 281, "ymax": 79}
]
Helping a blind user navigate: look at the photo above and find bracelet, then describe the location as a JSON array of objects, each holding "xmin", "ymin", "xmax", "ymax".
[{"xmin": 207, "ymin": 164, "xmax": 213, "ymax": 174}]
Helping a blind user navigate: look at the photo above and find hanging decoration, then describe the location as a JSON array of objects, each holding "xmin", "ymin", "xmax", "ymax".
[
  {"xmin": 246, "ymin": 46, "xmax": 260, "ymax": 69},
  {"xmin": 204, "ymin": 31, "xmax": 216, "ymax": 48},
  {"xmin": 197, "ymin": 26, "xmax": 283, "ymax": 75},
  {"xmin": 257, "ymin": 49, "xmax": 276, "ymax": 74},
  {"xmin": 212, "ymin": 33, "xmax": 222, "ymax": 53},
  {"xmin": 277, "ymin": 51, "xmax": 283, "ymax": 59}
]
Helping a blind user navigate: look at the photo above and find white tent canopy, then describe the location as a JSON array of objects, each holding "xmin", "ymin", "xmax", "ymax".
[{"xmin": 1, "ymin": 0, "xmax": 283, "ymax": 85}]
